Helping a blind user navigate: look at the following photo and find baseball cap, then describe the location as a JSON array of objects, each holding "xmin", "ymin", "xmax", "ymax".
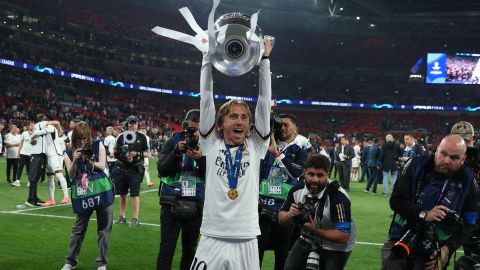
[
  {"xmin": 126, "ymin": 115, "xmax": 139, "ymax": 123},
  {"xmin": 451, "ymin": 121, "xmax": 474, "ymax": 141}
]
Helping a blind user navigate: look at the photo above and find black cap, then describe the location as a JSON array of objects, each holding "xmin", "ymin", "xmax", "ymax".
[{"xmin": 126, "ymin": 115, "xmax": 139, "ymax": 123}]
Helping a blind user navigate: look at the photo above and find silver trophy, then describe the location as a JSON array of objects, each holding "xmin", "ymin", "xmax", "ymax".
[
  {"xmin": 210, "ymin": 13, "xmax": 269, "ymax": 76},
  {"xmin": 151, "ymin": 0, "xmax": 274, "ymax": 76}
]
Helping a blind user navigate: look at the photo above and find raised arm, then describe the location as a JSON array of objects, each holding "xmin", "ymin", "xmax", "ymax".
[
  {"xmin": 199, "ymin": 56, "xmax": 216, "ymax": 136},
  {"xmin": 255, "ymin": 38, "xmax": 273, "ymax": 138}
]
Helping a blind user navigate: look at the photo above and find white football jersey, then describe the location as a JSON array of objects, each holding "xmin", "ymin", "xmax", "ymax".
[
  {"xmin": 38, "ymin": 122, "xmax": 62, "ymax": 157},
  {"xmin": 200, "ymin": 132, "xmax": 269, "ymax": 239}
]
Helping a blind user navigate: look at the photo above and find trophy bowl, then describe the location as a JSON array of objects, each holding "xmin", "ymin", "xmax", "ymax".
[{"xmin": 211, "ymin": 12, "xmax": 264, "ymax": 77}]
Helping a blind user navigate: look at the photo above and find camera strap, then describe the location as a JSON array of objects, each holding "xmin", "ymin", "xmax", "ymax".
[{"xmin": 313, "ymin": 191, "xmax": 329, "ymax": 225}]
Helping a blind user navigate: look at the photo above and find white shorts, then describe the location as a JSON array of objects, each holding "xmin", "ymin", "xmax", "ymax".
[
  {"xmin": 144, "ymin": 157, "xmax": 149, "ymax": 166},
  {"xmin": 47, "ymin": 155, "xmax": 64, "ymax": 174},
  {"xmin": 192, "ymin": 235, "xmax": 259, "ymax": 270},
  {"xmin": 352, "ymin": 157, "xmax": 360, "ymax": 168}
]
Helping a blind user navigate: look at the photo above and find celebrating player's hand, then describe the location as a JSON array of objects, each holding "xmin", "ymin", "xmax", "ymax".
[{"xmin": 263, "ymin": 37, "xmax": 273, "ymax": 57}]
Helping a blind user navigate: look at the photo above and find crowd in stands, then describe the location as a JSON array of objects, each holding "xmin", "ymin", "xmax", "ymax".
[
  {"xmin": 2, "ymin": 0, "xmax": 480, "ymax": 107},
  {"xmin": 446, "ymin": 56, "xmax": 480, "ymax": 83}
]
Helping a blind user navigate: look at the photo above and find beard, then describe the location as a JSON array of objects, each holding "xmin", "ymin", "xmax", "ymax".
[{"xmin": 306, "ymin": 181, "xmax": 327, "ymax": 195}]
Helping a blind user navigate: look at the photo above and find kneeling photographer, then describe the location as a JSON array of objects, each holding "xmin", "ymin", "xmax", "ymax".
[
  {"xmin": 382, "ymin": 134, "xmax": 479, "ymax": 270},
  {"xmin": 113, "ymin": 115, "xmax": 149, "ymax": 227},
  {"xmin": 156, "ymin": 109, "xmax": 205, "ymax": 270},
  {"xmin": 279, "ymin": 154, "xmax": 356, "ymax": 270}
]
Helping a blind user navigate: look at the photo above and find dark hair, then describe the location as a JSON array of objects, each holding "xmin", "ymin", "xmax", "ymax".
[
  {"xmin": 36, "ymin": 114, "xmax": 46, "ymax": 122},
  {"xmin": 279, "ymin": 113, "xmax": 297, "ymax": 125},
  {"xmin": 185, "ymin": 109, "xmax": 200, "ymax": 123},
  {"xmin": 304, "ymin": 154, "xmax": 330, "ymax": 173},
  {"xmin": 71, "ymin": 119, "xmax": 81, "ymax": 124}
]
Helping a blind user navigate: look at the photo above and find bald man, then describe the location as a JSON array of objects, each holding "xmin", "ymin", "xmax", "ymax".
[{"xmin": 381, "ymin": 135, "xmax": 479, "ymax": 270}]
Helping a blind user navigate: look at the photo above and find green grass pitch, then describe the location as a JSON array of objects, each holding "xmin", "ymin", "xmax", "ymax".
[{"xmin": 0, "ymin": 157, "xmax": 396, "ymax": 269}]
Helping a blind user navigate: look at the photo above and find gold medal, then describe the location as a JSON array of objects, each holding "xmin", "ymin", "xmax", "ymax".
[{"xmin": 227, "ymin": 189, "xmax": 239, "ymax": 200}]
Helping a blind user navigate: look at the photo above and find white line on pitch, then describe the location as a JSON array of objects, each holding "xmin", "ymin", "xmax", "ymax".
[
  {"xmin": 1, "ymin": 209, "xmax": 462, "ymax": 251},
  {"xmin": 8, "ymin": 188, "xmax": 159, "ymax": 213},
  {"xmin": 0, "ymin": 211, "xmax": 161, "ymax": 227}
]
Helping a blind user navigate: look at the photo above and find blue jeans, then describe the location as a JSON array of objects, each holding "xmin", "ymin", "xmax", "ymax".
[{"xmin": 382, "ymin": 170, "xmax": 398, "ymax": 195}]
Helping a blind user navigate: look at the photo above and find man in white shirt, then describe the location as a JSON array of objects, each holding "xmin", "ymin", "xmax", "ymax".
[
  {"xmin": 41, "ymin": 122, "xmax": 71, "ymax": 206},
  {"xmin": 103, "ymin": 126, "xmax": 117, "ymax": 172},
  {"xmin": 5, "ymin": 124, "xmax": 21, "ymax": 185},
  {"xmin": 16, "ymin": 121, "xmax": 35, "ymax": 187},
  {"xmin": 26, "ymin": 114, "xmax": 50, "ymax": 206},
  {"xmin": 191, "ymin": 37, "xmax": 272, "ymax": 270}
]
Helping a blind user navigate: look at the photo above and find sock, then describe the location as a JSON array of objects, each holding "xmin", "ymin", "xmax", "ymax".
[
  {"xmin": 144, "ymin": 169, "xmax": 151, "ymax": 184},
  {"xmin": 56, "ymin": 173, "xmax": 69, "ymax": 198},
  {"xmin": 48, "ymin": 175, "xmax": 55, "ymax": 201}
]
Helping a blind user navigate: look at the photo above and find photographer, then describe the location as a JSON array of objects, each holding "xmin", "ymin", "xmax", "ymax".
[
  {"xmin": 382, "ymin": 134, "xmax": 479, "ymax": 270},
  {"xmin": 61, "ymin": 121, "xmax": 114, "ymax": 270},
  {"xmin": 279, "ymin": 154, "xmax": 356, "ymax": 270},
  {"xmin": 113, "ymin": 115, "xmax": 149, "ymax": 227},
  {"xmin": 450, "ymin": 121, "xmax": 480, "ymax": 270},
  {"xmin": 156, "ymin": 109, "xmax": 205, "ymax": 270},
  {"xmin": 258, "ymin": 113, "xmax": 308, "ymax": 270}
]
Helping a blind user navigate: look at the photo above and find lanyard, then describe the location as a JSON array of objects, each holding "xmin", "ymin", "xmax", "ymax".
[{"xmin": 225, "ymin": 144, "xmax": 243, "ymax": 189}]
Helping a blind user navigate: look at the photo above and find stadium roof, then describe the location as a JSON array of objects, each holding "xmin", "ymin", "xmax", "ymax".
[{"xmin": 150, "ymin": 0, "xmax": 480, "ymax": 36}]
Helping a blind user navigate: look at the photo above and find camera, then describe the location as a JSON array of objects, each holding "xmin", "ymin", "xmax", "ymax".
[
  {"xmin": 392, "ymin": 210, "xmax": 463, "ymax": 258},
  {"xmin": 80, "ymin": 149, "xmax": 94, "ymax": 160},
  {"xmin": 306, "ymin": 248, "xmax": 321, "ymax": 270},
  {"xmin": 185, "ymin": 127, "xmax": 198, "ymax": 151},
  {"xmin": 270, "ymin": 113, "xmax": 283, "ymax": 138},
  {"xmin": 117, "ymin": 144, "xmax": 133, "ymax": 159},
  {"xmin": 293, "ymin": 197, "xmax": 317, "ymax": 226}
]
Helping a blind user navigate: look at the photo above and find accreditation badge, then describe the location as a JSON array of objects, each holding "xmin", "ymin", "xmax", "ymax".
[
  {"xmin": 180, "ymin": 175, "xmax": 197, "ymax": 197},
  {"xmin": 267, "ymin": 167, "xmax": 285, "ymax": 195},
  {"xmin": 77, "ymin": 186, "xmax": 88, "ymax": 196}
]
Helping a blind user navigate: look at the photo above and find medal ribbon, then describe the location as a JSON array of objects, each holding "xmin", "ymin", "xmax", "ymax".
[{"xmin": 225, "ymin": 144, "xmax": 243, "ymax": 190}]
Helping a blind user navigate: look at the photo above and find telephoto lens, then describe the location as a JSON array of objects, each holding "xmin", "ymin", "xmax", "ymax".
[
  {"xmin": 391, "ymin": 229, "xmax": 418, "ymax": 258},
  {"xmin": 306, "ymin": 250, "xmax": 320, "ymax": 270}
]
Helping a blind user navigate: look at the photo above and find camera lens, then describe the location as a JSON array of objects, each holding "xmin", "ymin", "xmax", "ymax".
[{"xmin": 225, "ymin": 39, "xmax": 244, "ymax": 58}]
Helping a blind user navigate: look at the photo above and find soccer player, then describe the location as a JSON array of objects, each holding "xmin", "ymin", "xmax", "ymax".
[
  {"xmin": 190, "ymin": 37, "xmax": 272, "ymax": 270},
  {"xmin": 40, "ymin": 122, "xmax": 71, "ymax": 206}
]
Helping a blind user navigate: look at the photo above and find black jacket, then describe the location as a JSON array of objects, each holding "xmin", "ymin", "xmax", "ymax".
[
  {"xmin": 157, "ymin": 134, "xmax": 206, "ymax": 179},
  {"xmin": 390, "ymin": 155, "xmax": 479, "ymax": 253},
  {"xmin": 379, "ymin": 141, "xmax": 402, "ymax": 171}
]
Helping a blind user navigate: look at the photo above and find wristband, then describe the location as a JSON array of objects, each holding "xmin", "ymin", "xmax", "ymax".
[{"xmin": 262, "ymin": 55, "xmax": 269, "ymax": 60}]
